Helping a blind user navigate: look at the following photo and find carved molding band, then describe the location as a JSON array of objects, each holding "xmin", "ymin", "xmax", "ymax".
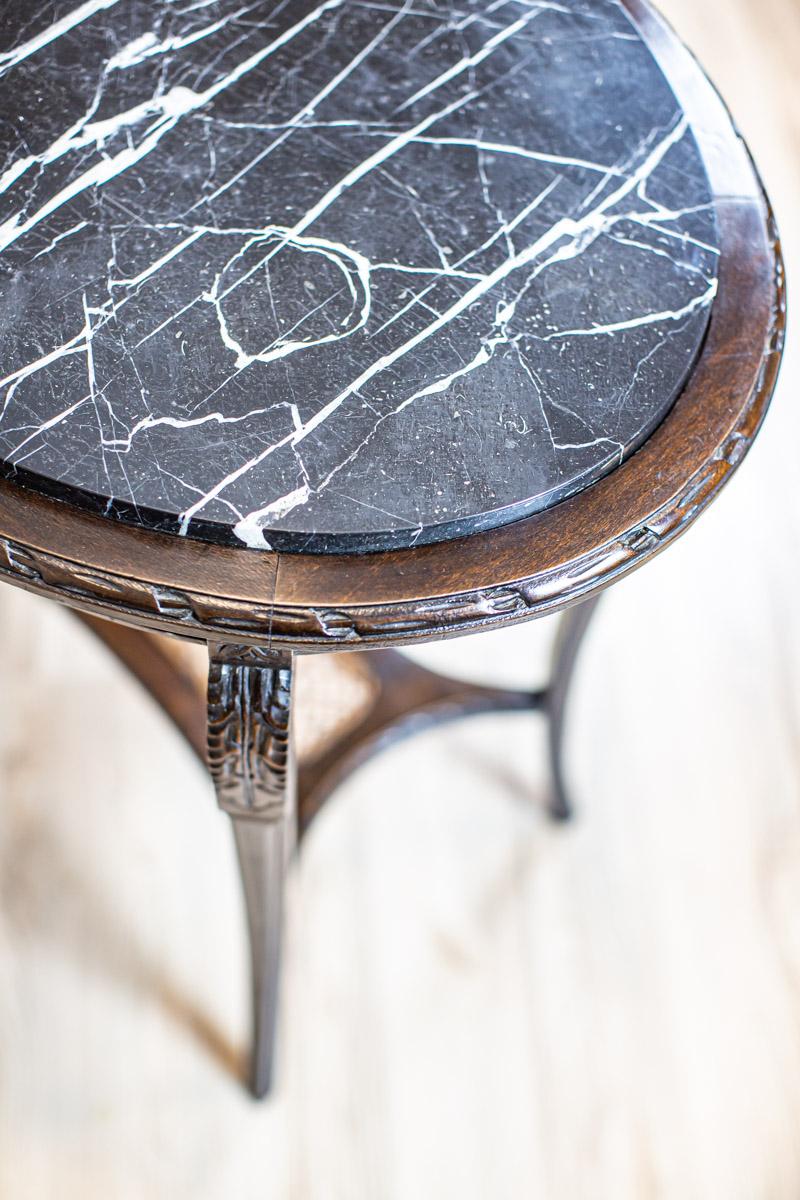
[{"xmin": 207, "ymin": 645, "xmax": 293, "ymax": 822}]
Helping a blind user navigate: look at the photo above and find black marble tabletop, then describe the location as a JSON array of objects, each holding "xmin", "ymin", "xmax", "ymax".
[{"xmin": 0, "ymin": 0, "xmax": 719, "ymax": 553}]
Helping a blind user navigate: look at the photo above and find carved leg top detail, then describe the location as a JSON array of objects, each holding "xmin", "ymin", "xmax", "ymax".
[{"xmin": 207, "ymin": 643, "xmax": 293, "ymax": 822}]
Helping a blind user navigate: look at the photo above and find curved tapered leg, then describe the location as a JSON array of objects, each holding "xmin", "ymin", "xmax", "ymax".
[
  {"xmin": 207, "ymin": 643, "xmax": 295, "ymax": 1099},
  {"xmin": 231, "ymin": 816, "xmax": 292, "ymax": 1098},
  {"xmin": 546, "ymin": 597, "xmax": 600, "ymax": 823}
]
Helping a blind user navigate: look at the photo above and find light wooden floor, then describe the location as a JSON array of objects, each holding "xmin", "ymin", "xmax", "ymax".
[{"xmin": 2, "ymin": 2, "xmax": 800, "ymax": 1197}]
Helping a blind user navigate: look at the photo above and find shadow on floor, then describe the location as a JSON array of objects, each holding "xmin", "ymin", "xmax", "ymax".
[{"xmin": 0, "ymin": 798, "xmax": 244, "ymax": 1086}]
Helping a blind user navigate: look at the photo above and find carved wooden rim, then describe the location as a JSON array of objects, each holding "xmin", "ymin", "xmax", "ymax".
[{"xmin": 0, "ymin": 0, "xmax": 785, "ymax": 648}]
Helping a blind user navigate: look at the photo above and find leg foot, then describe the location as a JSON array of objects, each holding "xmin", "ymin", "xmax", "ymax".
[
  {"xmin": 546, "ymin": 597, "xmax": 600, "ymax": 823},
  {"xmin": 207, "ymin": 643, "xmax": 295, "ymax": 1099}
]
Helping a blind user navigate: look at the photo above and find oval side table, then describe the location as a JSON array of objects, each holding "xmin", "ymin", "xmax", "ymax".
[{"xmin": 0, "ymin": 0, "xmax": 784, "ymax": 1097}]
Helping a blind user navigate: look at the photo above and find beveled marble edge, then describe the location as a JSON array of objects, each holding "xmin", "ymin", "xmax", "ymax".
[{"xmin": 622, "ymin": 0, "xmax": 760, "ymax": 202}]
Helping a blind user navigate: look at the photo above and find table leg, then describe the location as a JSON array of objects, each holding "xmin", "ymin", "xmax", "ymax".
[
  {"xmin": 206, "ymin": 643, "xmax": 295, "ymax": 1098},
  {"xmin": 545, "ymin": 596, "xmax": 601, "ymax": 823},
  {"xmin": 77, "ymin": 605, "xmax": 600, "ymax": 1098},
  {"xmin": 76, "ymin": 612, "xmax": 207, "ymax": 763}
]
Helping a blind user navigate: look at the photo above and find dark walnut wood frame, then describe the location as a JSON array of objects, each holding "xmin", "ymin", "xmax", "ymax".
[{"xmin": 0, "ymin": 0, "xmax": 784, "ymax": 1098}]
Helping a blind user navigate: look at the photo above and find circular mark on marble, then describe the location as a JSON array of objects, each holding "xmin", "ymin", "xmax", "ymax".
[{"xmin": 210, "ymin": 231, "xmax": 371, "ymax": 369}]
